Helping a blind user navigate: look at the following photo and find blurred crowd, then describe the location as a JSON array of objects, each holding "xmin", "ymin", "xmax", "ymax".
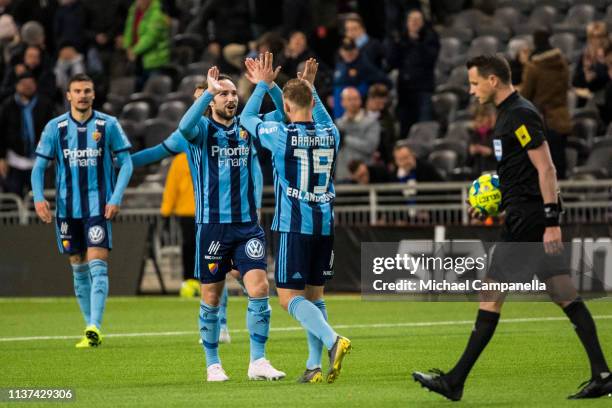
[{"xmin": 1, "ymin": 0, "xmax": 612, "ymax": 201}]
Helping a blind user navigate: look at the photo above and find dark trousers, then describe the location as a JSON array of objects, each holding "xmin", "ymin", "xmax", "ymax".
[
  {"xmin": 178, "ymin": 216, "xmax": 196, "ymax": 281},
  {"xmin": 546, "ymin": 129, "xmax": 567, "ymax": 180},
  {"xmin": 2, "ymin": 167, "xmax": 32, "ymax": 198},
  {"xmin": 397, "ymin": 91, "xmax": 434, "ymax": 138}
]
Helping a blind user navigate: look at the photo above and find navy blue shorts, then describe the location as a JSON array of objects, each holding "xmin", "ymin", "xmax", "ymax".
[
  {"xmin": 55, "ymin": 216, "xmax": 112, "ymax": 255},
  {"xmin": 195, "ymin": 222, "xmax": 267, "ymax": 284},
  {"xmin": 274, "ymin": 232, "xmax": 334, "ymax": 290}
]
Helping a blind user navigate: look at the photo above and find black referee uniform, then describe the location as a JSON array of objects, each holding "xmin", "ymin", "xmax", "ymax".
[{"xmin": 487, "ymin": 91, "xmax": 568, "ymax": 283}]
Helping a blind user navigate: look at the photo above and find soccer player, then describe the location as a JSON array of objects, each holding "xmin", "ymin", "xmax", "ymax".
[
  {"xmin": 176, "ymin": 67, "xmax": 285, "ymax": 382},
  {"xmin": 31, "ymin": 73, "xmax": 133, "ymax": 348},
  {"xmin": 412, "ymin": 54, "xmax": 611, "ymax": 400},
  {"xmin": 241, "ymin": 54, "xmax": 352, "ymax": 384},
  {"xmin": 132, "ymin": 79, "xmax": 285, "ymax": 344}
]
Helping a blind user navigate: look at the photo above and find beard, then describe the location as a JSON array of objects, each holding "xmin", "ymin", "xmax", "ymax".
[{"xmin": 213, "ymin": 106, "xmax": 236, "ymax": 121}]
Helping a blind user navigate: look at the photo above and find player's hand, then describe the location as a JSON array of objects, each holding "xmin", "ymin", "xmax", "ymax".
[
  {"xmin": 35, "ymin": 200, "xmax": 52, "ymax": 223},
  {"xmin": 244, "ymin": 57, "xmax": 260, "ymax": 85},
  {"xmin": 251, "ymin": 52, "xmax": 281, "ymax": 85},
  {"xmin": 543, "ymin": 226, "xmax": 563, "ymax": 255},
  {"xmin": 297, "ymin": 58, "xmax": 318, "ymax": 88},
  {"xmin": 466, "ymin": 200, "xmax": 487, "ymax": 221},
  {"xmin": 0, "ymin": 158, "xmax": 8, "ymax": 178},
  {"xmin": 206, "ymin": 66, "xmax": 222, "ymax": 94},
  {"xmin": 104, "ymin": 204, "xmax": 120, "ymax": 220}
]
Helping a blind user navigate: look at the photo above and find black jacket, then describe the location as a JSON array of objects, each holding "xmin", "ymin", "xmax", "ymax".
[
  {"xmin": 386, "ymin": 26, "xmax": 440, "ymax": 96},
  {"xmin": 0, "ymin": 94, "xmax": 57, "ymax": 159}
]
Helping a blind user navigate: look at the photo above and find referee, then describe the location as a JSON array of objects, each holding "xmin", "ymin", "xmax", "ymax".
[{"xmin": 412, "ymin": 54, "xmax": 611, "ymax": 400}]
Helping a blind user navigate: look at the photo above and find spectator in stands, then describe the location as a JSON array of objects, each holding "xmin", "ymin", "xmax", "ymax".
[
  {"xmin": 1, "ymin": 45, "xmax": 56, "ymax": 101},
  {"xmin": 365, "ymin": 83, "xmax": 398, "ymax": 169},
  {"xmin": 335, "ymin": 86, "xmax": 381, "ymax": 182},
  {"xmin": 159, "ymin": 153, "xmax": 200, "ymax": 297},
  {"xmin": 343, "ymin": 13, "xmax": 385, "ymax": 68},
  {"xmin": 0, "ymin": 0, "xmax": 14, "ymax": 16},
  {"xmin": 393, "ymin": 141, "xmax": 444, "ymax": 183},
  {"xmin": 348, "ymin": 159, "xmax": 394, "ymax": 184},
  {"xmin": 0, "ymin": 72, "xmax": 56, "ymax": 197},
  {"xmin": 467, "ymin": 103, "xmax": 497, "ymax": 177},
  {"xmin": 508, "ymin": 38, "xmax": 531, "ymax": 87},
  {"xmin": 521, "ymin": 29, "xmax": 572, "ymax": 179},
  {"xmin": 0, "ymin": 14, "xmax": 19, "ymax": 81},
  {"xmin": 54, "ymin": 42, "xmax": 86, "ymax": 98},
  {"xmin": 573, "ymin": 22, "xmax": 610, "ymax": 103},
  {"xmin": 54, "ymin": 0, "xmax": 86, "ymax": 53},
  {"xmin": 186, "ymin": 0, "xmax": 253, "ymax": 47},
  {"xmin": 601, "ymin": 47, "xmax": 612, "ymax": 126},
  {"xmin": 283, "ymin": 31, "xmax": 316, "ymax": 77},
  {"xmin": 11, "ymin": 0, "xmax": 57, "ymax": 52},
  {"xmin": 386, "ymin": 8, "xmax": 439, "ymax": 138},
  {"xmin": 332, "ymin": 37, "xmax": 390, "ymax": 118},
  {"xmin": 122, "ymin": 0, "xmax": 170, "ymax": 91}
]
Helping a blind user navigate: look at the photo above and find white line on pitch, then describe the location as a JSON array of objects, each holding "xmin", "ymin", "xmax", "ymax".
[{"xmin": 1, "ymin": 315, "xmax": 611, "ymax": 343}]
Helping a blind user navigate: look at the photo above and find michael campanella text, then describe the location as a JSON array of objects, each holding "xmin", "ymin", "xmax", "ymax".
[{"xmin": 372, "ymin": 279, "xmax": 547, "ymax": 292}]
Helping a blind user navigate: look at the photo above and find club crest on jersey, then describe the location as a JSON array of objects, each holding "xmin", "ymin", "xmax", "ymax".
[
  {"xmin": 88, "ymin": 225, "xmax": 105, "ymax": 245},
  {"xmin": 239, "ymin": 128, "xmax": 248, "ymax": 141},
  {"xmin": 245, "ymin": 238, "xmax": 264, "ymax": 260},
  {"xmin": 208, "ymin": 263, "xmax": 219, "ymax": 274},
  {"xmin": 92, "ymin": 130, "xmax": 102, "ymax": 142}
]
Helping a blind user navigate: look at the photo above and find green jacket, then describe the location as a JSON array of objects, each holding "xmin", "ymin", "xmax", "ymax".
[{"xmin": 123, "ymin": 0, "xmax": 170, "ymax": 70}]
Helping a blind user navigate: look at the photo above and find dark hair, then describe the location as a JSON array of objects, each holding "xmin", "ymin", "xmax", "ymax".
[
  {"xmin": 67, "ymin": 73, "xmax": 94, "ymax": 90},
  {"xmin": 344, "ymin": 13, "xmax": 365, "ymax": 28},
  {"xmin": 367, "ymin": 83, "xmax": 389, "ymax": 99},
  {"xmin": 466, "ymin": 54, "xmax": 511, "ymax": 84},
  {"xmin": 348, "ymin": 159, "xmax": 365, "ymax": 174},
  {"xmin": 282, "ymin": 79, "xmax": 313, "ymax": 108},
  {"xmin": 16, "ymin": 71, "xmax": 36, "ymax": 82},
  {"xmin": 196, "ymin": 73, "xmax": 233, "ymax": 90},
  {"xmin": 393, "ymin": 139, "xmax": 413, "ymax": 152},
  {"xmin": 340, "ymin": 37, "xmax": 357, "ymax": 51}
]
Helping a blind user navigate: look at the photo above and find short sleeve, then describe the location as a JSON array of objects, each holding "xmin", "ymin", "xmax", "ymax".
[
  {"xmin": 109, "ymin": 118, "xmax": 132, "ymax": 153},
  {"xmin": 35, "ymin": 122, "xmax": 57, "ymax": 160},
  {"xmin": 513, "ymin": 108, "xmax": 545, "ymax": 150}
]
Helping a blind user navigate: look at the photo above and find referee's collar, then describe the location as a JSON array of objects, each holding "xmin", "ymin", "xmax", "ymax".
[{"xmin": 496, "ymin": 91, "xmax": 519, "ymax": 110}]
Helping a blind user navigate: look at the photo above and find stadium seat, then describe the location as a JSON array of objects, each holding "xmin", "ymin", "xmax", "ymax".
[
  {"xmin": 432, "ymin": 92, "xmax": 459, "ymax": 130},
  {"xmin": 572, "ymin": 146, "xmax": 612, "ymax": 177},
  {"xmin": 512, "ymin": 22, "xmax": 542, "ymax": 36},
  {"xmin": 142, "ymin": 118, "xmax": 176, "ymax": 148},
  {"xmin": 607, "ymin": 122, "xmax": 612, "ymax": 137},
  {"xmin": 186, "ymin": 61, "xmax": 213, "ymax": 77},
  {"xmin": 435, "ymin": 66, "xmax": 469, "ymax": 104},
  {"xmin": 445, "ymin": 120, "xmax": 472, "ymax": 143},
  {"xmin": 172, "ymin": 33, "xmax": 205, "ymax": 54},
  {"xmin": 157, "ymin": 101, "xmax": 187, "ymax": 124},
  {"xmin": 538, "ymin": 0, "xmax": 570, "ymax": 13},
  {"xmin": 529, "ymin": 5, "xmax": 559, "ymax": 27},
  {"xmin": 428, "ymin": 150, "xmax": 458, "ymax": 178},
  {"xmin": 565, "ymin": 147, "xmax": 578, "ymax": 175},
  {"xmin": 107, "ymin": 76, "xmax": 135, "ymax": 107},
  {"xmin": 497, "ymin": 0, "xmax": 534, "ymax": 14},
  {"xmin": 121, "ymin": 101, "xmax": 151, "ymax": 122},
  {"xmin": 451, "ymin": 9, "xmax": 490, "ymax": 30},
  {"xmin": 143, "ymin": 74, "xmax": 173, "ymax": 98},
  {"xmin": 408, "ymin": 121, "xmax": 440, "ymax": 143},
  {"xmin": 554, "ymin": 4, "xmax": 597, "ymax": 39},
  {"xmin": 432, "ymin": 139, "xmax": 468, "ymax": 165},
  {"xmin": 573, "ymin": 117, "xmax": 598, "ymax": 147},
  {"xmin": 402, "ymin": 139, "xmax": 432, "ymax": 160},
  {"xmin": 178, "ymin": 74, "xmax": 205, "ymax": 95},
  {"xmin": 467, "ymin": 36, "xmax": 500, "ymax": 59},
  {"xmin": 438, "ymin": 27, "xmax": 474, "ymax": 43},
  {"xmin": 119, "ymin": 119, "xmax": 145, "ymax": 148},
  {"xmin": 566, "ymin": 136, "xmax": 591, "ymax": 162},
  {"xmin": 572, "ymin": 106, "xmax": 600, "ymax": 121},
  {"xmin": 506, "ymin": 36, "xmax": 532, "ymax": 60},
  {"xmin": 592, "ymin": 137, "xmax": 612, "ymax": 150},
  {"xmin": 550, "ymin": 32, "xmax": 579, "ymax": 61},
  {"xmin": 493, "ymin": 7, "xmax": 524, "ymax": 30},
  {"xmin": 474, "ymin": 25, "xmax": 511, "ymax": 42}
]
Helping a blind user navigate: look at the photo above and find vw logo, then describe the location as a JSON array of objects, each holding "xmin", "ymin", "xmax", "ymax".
[
  {"xmin": 245, "ymin": 238, "xmax": 264, "ymax": 260},
  {"xmin": 88, "ymin": 226, "xmax": 105, "ymax": 245}
]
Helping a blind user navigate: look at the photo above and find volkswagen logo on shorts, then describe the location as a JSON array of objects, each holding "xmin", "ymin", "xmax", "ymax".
[
  {"xmin": 88, "ymin": 226, "xmax": 105, "ymax": 245},
  {"xmin": 246, "ymin": 238, "xmax": 264, "ymax": 260}
]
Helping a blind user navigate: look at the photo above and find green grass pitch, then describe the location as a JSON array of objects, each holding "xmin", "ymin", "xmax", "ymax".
[{"xmin": 1, "ymin": 296, "xmax": 611, "ymax": 407}]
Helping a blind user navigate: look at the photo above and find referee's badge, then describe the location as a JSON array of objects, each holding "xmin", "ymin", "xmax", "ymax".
[
  {"xmin": 493, "ymin": 139, "xmax": 502, "ymax": 161},
  {"xmin": 92, "ymin": 130, "xmax": 102, "ymax": 142},
  {"xmin": 514, "ymin": 124, "xmax": 532, "ymax": 147}
]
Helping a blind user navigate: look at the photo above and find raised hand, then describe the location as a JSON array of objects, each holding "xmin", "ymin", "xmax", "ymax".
[
  {"xmin": 206, "ymin": 66, "xmax": 222, "ymax": 94},
  {"xmin": 297, "ymin": 58, "xmax": 318, "ymax": 87},
  {"xmin": 245, "ymin": 52, "xmax": 281, "ymax": 85}
]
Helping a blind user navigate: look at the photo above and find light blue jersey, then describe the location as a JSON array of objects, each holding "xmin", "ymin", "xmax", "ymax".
[
  {"xmin": 241, "ymin": 82, "xmax": 340, "ymax": 236},
  {"xmin": 35, "ymin": 111, "xmax": 132, "ymax": 218}
]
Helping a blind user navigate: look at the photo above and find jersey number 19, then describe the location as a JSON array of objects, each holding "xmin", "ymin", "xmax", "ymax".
[{"xmin": 293, "ymin": 148, "xmax": 334, "ymax": 194}]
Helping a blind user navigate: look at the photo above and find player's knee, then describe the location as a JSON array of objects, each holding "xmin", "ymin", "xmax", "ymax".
[
  {"xmin": 278, "ymin": 296, "xmax": 290, "ymax": 311},
  {"xmin": 69, "ymin": 253, "xmax": 86, "ymax": 265},
  {"xmin": 247, "ymin": 279, "xmax": 269, "ymax": 298},
  {"xmin": 479, "ymin": 301, "xmax": 504, "ymax": 313},
  {"xmin": 201, "ymin": 289, "xmax": 221, "ymax": 306}
]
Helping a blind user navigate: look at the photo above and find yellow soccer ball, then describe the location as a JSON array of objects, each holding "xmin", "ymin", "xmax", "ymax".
[{"xmin": 468, "ymin": 173, "xmax": 502, "ymax": 216}]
